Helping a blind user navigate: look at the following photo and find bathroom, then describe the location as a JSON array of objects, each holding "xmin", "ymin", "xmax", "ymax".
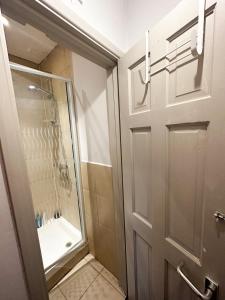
[{"xmin": 0, "ymin": 0, "xmax": 225, "ymax": 299}]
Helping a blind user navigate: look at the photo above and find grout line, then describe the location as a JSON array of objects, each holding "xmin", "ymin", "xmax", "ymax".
[
  {"xmin": 85, "ymin": 255, "xmax": 125, "ymax": 297},
  {"xmin": 49, "ymin": 287, "xmax": 67, "ymax": 300},
  {"xmin": 58, "ymin": 286, "xmax": 68, "ymax": 300},
  {"xmin": 79, "ymin": 273, "xmax": 102, "ymax": 300},
  {"xmin": 100, "ymin": 269, "xmax": 125, "ymax": 297},
  {"xmin": 57, "ymin": 260, "xmax": 99, "ymax": 300},
  {"xmin": 54, "ymin": 255, "xmax": 125, "ymax": 299},
  {"xmin": 61, "ymin": 288, "xmax": 67, "ymax": 300},
  {"xmin": 88, "ymin": 262, "xmax": 103, "ymax": 274},
  {"xmin": 79, "ymin": 274, "xmax": 100, "ymax": 300}
]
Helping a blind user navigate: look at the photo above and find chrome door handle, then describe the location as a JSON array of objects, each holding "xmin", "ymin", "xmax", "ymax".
[{"xmin": 177, "ymin": 263, "xmax": 217, "ymax": 300}]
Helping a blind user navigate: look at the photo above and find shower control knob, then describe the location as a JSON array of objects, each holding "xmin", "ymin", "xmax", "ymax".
[{"xmin": 214, "ymin": 211, "xmax": 225, "ymax": 222}]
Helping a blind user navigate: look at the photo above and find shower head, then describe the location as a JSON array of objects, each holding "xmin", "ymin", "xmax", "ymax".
[{"xmin": 28, "ymin": 84, "xmax": 52, "ymax": 98}]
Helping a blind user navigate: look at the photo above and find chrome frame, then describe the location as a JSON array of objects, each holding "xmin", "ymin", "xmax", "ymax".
[
  {"xmin": 9, "ymin": 62, "xmax": 71, "ymax": 81},
  {"xmin": 10, "ymin": 61, "xmax": 87, "ymax": 274},
  {"xmin": 66, "ymin": 81, "xmax": 87, "ymax": 243}
]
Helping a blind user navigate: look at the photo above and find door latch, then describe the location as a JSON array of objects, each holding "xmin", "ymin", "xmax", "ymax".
[{"xmin": 214, "ymin": 211, "xmax": 225, "ymax": 222}]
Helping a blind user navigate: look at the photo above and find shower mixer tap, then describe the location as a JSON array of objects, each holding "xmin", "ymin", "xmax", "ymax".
[{"xmin": 59, "ymin": 162, "xmax": 69, "ymax": 178}]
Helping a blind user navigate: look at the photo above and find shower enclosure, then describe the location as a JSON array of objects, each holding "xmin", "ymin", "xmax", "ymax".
[{"xmin": 10, "ymin": 62, "xmax": 86, "ymax": 273}]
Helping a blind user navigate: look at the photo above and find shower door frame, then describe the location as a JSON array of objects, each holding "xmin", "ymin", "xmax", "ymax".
[
  {"xmin": 9, "ymin": 61, "xmax": 88, "ymax": 269},
  {"xmin": 0, "ymin": 1, "xmax": 127, "ymax": 299}
]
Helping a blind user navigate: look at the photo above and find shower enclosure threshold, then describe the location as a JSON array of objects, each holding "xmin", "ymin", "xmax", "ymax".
[{"xmin": 37, "ymin": 217, "xmax": 82, "ymax": 270}]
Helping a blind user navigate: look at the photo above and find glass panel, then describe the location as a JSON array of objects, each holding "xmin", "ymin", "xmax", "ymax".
[{"xmin": 11, "ymin": 68, "xmax": 83, "ymax": 270}]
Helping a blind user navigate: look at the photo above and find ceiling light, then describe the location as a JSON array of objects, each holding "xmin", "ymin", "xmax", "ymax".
[
  {"xmin": 1, "ymin": 16, "xmax": 9, "ymax": 27},
  {"xmin": 28, "ymin": 85, "xmax": 36, "ymax": 90}
]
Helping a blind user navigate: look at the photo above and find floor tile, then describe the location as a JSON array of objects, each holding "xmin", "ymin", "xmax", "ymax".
[
  {"xmin": 84, "ymin": 253, "xmax": 95, "ymax": 263},
  {"xmin": 81, "ymin": 275, "xmax": 125, "ymax": 300},
  {"xmin": 101, "ymin": 268, "xmax": 125, "ymax": 296},
  {"xmin": 84, "ymin": 253, "xmax": 104, "ymax": 273},
  {"xmin": 57, "ymin": 257, "xmax": 88, "ymax": 285},
  {"xmin": 90, "ymin": 259, "xmax": 104, "ymax": 273},
  {"xmin": 49, "ymin": 287, "xmax": 66, "ymax": 300},
  {"xmin": 59, "ymin": 264, "xmax": 98, "ymax": 300}
]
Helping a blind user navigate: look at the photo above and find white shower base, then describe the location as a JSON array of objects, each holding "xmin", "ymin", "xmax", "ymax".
[{"xmin": 37, "ymin": 217, "xmax": 82, "ymax": 270}]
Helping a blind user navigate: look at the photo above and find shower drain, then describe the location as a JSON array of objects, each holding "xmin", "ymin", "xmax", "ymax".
[{"xmin": 65, "ymin": 241, "xmax": 72, "ymax": 248}]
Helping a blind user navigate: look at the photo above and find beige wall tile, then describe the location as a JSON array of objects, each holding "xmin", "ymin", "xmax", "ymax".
[
  {"xmin": 85, "ymin": 163, "xmax": 96, "ymax": 192},
  {"xmin": 87, "ymin": 238, "xmax": 95, "ymax": 256},
  {"xmin": 40, "ymin": 45, "xmax": 81, "ymax": 230},
  {"xmin": 83, "ymin": 189, "xmax": 92, "ymax": 217},
  {"xmin": 81, "ymin": 162, "xmax": 89, "ymax": 190},
  {"xmin": 83, "ymin": 189, "xmax": 96, "ymax": 255},
  {"xmin": 40, "ymin": 46, "xmax": 71, "ymax": 77},
  {"xmin": 85, "ymin": 211, "xmax": 94, "ymax": 242},
  {"xmin": 96, "ymin": 194, "xmax": 115, "ymax": 230},
  {"xmin": 80, "ymin": 162, "xmax": 119, "ymax": 279},
  {"xmin": 94, "ymin": 224, "xmax": 118, "ymax": 277},
  {"xmin": 88, "ymin": 163, "xmax": 113, "ymax": 198}
]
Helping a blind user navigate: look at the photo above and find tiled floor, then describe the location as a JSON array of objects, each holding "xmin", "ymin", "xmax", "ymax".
[{"xmin": 49, "ymin": 254, "xmax": 126, "ymax": 300}]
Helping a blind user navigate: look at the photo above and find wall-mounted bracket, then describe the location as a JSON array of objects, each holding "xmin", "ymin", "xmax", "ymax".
[
  {"xmin": 144, "ymin": 30, "xmax": 150, "ymax": 84},
  {"xmin": 191, "ymin": 0, "xmax": 206, "ymax": 56}
]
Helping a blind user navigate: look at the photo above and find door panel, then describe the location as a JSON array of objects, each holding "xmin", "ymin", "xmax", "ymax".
[
  {"xmin": 131, "ymin": 127, "xmax": 152, "ymax": 225},
  {"xmin": 135, "ymin": 233, "xmax": 152, "ymax": 300},
  {"xmin": 166, "ymin": 123, "xmax": 207, "ymax": 259},
  {"xmin": 167, "ymin": 8, "xmax": 214, "ymax": 105},
  {"xmin": 119, "ymin": 0, "xmax": 225, "ymax": 299},
  {"xmin": 129, "ymin": 60, "xmax": 151, "ymax": 113}
]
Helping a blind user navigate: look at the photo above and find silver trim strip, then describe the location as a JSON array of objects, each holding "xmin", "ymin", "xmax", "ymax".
[
  {"xmin": 66, "ymin": 81, "xmax": 87, "ymax": 243},
  {"xmin": 9, "ymin": 62, "xmax": 72, "ymax": 82}
]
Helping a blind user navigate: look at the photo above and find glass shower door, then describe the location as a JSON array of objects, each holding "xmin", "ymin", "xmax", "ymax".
[{"xmin": 10, "ymin": 63, "xmax": 85, "ymax": 271}]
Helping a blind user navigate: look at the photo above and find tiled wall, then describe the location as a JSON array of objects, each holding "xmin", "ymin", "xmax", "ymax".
[
  {"xmin": 81, "ymin": 162, "xmax": 119, "ymax": 278},
  {"xmin": 40, "ymin": 46, "xmax": 80, "ymax": 230},
  {"xmin": 10, "ymin": 50, "xmax": 81, "ymax": 230},
  {"xmin": 11, "ymin": 68, "xmax": 59, "ymax": 220}
]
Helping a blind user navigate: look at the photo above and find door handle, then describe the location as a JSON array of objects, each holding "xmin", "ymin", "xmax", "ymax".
[{"xmin": 177, "ymin": 263, "xmax": 217, "ymax": 300}]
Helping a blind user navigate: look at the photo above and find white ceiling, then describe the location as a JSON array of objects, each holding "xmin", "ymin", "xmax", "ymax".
[{"xmin": 4, "ymin": 16, "xmax": 57, "ymax": 64}]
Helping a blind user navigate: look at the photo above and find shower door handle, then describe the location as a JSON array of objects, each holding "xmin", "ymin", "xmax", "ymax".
[{"xmin": 177, "ymin": 263, "xmax": 217, "ymax": 300}]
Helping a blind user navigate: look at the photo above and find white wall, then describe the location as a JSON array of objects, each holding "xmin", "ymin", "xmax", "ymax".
[
  {"xmin": 59, "ymin": 0, "xmax": 181, "ymax": 52},
  {"xmin": 0, "ymin": 155, "xmax": 29, "ymax": 300},
  {"xmin": 124, "ymin": 0, "xmax": 182, "ymax": 50},
  {"xmin": 63, "ymin": 0, "xmax": 126, "ymax": 51},
  {"xmin": 72, "ymin": 52, "xmax": 111, "ymax": 166}
]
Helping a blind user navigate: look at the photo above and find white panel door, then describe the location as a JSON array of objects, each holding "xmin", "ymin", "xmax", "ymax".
[{"xmin": 119, "ymin": 0, "xmax": 225, "ymax": 299}]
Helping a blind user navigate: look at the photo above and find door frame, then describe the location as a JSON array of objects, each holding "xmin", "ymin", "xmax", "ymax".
[
  {"xmin": 0, "ymin": 9, "xmax": 48, "ymax": 300},
  {"xmin": 0, "ymin": 0, "xmax": 127, "ymax": 298}
]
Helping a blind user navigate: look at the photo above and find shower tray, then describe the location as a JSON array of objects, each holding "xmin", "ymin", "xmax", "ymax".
[{"xmin": 37, "ymin": 217, "xmax": 82, "ymax": 270}]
